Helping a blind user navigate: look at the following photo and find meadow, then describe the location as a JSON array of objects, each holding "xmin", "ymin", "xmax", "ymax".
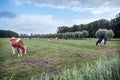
[{"xmin": 0, "ymin": 38, "xmax": 120, "ymax": 80}]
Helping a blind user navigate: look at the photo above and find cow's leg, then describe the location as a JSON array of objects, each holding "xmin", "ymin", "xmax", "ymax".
[
  {"xmin": 17, "ymin": 53, "xmax": 22, "ymax": 57},
  {"xmin": 24, "ymin": 46, "xmax": 27, "ymax": 54},
  {"xmin": 104, "ymin": 41, "xmax": 106, "ymax": 45},
  {"xmin": 18, "ymin": 49, "xmax": 23, "ymax": 57},
  {"xmin": 17, "ymin": 48, "xmax": 20, "ymax": 53},
  {"xmin": 101, "ymin": 39, "xmax": 105, "ymax": 46},
  {"xmin": 20, "ymin": 53, "xmax": 22, "ymax": 57},
  {"xmin": 18, "ymin": 53, "xmax": 22, "ymax": 57},
  {"xmin": 17, "ymin": 53, "xmax": 20, "ymax": 57},
  {"xmin": 17, "ymin": 48, "xmax": 21, "ymax": 57},
  {"xmin": 11, "ymin": 47, "xmax": 15, "ymax": 55},
  {"xmin": 21, "ymin": 46, "xmax": 26, "ymax": 54},
  {"xmin": 101, "ymin": 42, "xmax": 104, "ymax": 46},
  {"xmin": 96, "ymin": 42, "xmax": 98, "ymax": 46},
  {"xmin": 19, "ymin": 48, "xmax": 22, "ymax": 57}
]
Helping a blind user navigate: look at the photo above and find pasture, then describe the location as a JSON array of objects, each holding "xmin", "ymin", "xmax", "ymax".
[{"xmin": 0, "ymin": 38, "xmax": 120, "ymax": 80}]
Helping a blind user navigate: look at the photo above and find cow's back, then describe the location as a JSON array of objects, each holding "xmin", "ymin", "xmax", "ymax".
[{"xmin": 10, "ymin": 38, "xmax": 24, "ymax": 48}]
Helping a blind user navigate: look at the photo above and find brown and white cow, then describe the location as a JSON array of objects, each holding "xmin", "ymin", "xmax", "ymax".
[
  {"xmin": 48, "ymin": 38, "xmax": 53, "ymax": 43},
  {"xmin": 9, "ymin": 37, "xmax": 27, "ymax": 57}
]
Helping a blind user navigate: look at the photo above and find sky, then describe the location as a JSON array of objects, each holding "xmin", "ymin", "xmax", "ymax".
[{"xmin": 0, "ymin": 0, "xmax": 120, "ymax": 35}]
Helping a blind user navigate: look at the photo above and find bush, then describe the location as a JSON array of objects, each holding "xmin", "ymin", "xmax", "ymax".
[
  {"xmin": 105, "ymin": 30, "xmax": 114, "ymax": 40},
  {"xmin": 95, "ymin": 29, "xmax": 114, "ymax": 39},
  {"xmin": 95, "ymin": 29, "xmax": 108, "ymax": 38},
  {"xmin": 82, "ymin": 30, "xmax": 89, "ymax": 38}
]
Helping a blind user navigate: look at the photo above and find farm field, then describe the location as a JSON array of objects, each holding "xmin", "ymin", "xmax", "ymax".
[{"xmin": 0, "ymin": 38, "xmax": 120, "ymax": 80}]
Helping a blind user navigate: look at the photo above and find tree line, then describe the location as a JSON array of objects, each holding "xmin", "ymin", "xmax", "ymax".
[
  {"xmin": 57, "ymin": 13, "xmax": 120, "ymax": 38},
  {"xmin": 37, "ymin": 30, "xmax": 89, "ymax": 39},
  {"xmin": 0, "ymin": 30, "xmax": 19, "ymax": 38}
]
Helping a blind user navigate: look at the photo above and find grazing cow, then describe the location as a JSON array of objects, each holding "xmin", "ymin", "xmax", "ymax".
[
  {"xmin": 96, "ymin": 37, "xmax": 107, "ymax": 46},
  {"xmin": 9, "ymin": 37, "xmax": 27, "ymax": 57},
  {"xmin": 48, "ymin": 38, "xmax": 52, "ymax": 43}
]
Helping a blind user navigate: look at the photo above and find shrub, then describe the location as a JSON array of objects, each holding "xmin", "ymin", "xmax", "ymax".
[
  {"xmin": 95, "ymin": 29, "xmax": 114, "ymax": 39},
  {"xmin": 82, "ymin": 30, "xmax": 89, "ymax": 38},
  {"xmin": 95, "ymin": 29, "xmax": 108, "ymax": 38},
  {"xmin": 105, "ymin": 30, "xmax": 114, "ymax": 40}
]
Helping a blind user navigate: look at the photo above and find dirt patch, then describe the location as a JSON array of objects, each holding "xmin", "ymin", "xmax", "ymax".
[
  {"xmin": 97, "ymin": 48, "xmax": 119, "ymax": 55},
  {"xmin": 23, "ymin": 59, "xmax": 52, "ymax": 67},
  {"xmin": 10, "ymin": 55, "xmax": 61, "ymax": 68},
  {"xmin": 85, "ymin": 48, "xmax": 119, "ymax": 59},
  {"xmin": 5, "ymin": 59, "xmax": 53, "ymax": 73},
  {"xmin": 10, "ymin": 59, "xmax": 52, "ymax": 68}
]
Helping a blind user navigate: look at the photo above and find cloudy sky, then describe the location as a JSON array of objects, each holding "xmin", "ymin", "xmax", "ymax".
[{"xmin": 0, "ymin": 0, "xmax": 120, "ymax": 34}]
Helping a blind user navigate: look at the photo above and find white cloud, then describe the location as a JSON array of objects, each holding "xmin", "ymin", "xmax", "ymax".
[
  {"xmin": 12, "ymin": 0, "xmax": 120, "ymax": 14},
  {"xmin": 0, "ymin": 14, "xmax": 103, "ymax": 34},
  {"xmin": 0, "ymin": 14, "xmax": 64, "ymax": 34}
]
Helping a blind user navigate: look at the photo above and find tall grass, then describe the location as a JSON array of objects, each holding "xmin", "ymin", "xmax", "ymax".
[{"xmin": 41, "ymin": 54, "xmax": 120, "ymax": 80}]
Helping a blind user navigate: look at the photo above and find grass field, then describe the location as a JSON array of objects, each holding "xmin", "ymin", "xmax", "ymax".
[{"xmin": 0, "ymin": 38, "xmax": 120, "ymax": 80}]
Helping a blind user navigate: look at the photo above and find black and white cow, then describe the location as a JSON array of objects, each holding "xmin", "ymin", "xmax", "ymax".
[{"xmin": 96, "ymin": 37, "xmax": 107, "ymax": 46}]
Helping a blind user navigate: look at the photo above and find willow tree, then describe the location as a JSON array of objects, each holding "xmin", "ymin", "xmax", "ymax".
[{"xmin": 95, "ymin": 29, "xmax": 114, "ymax": 40}]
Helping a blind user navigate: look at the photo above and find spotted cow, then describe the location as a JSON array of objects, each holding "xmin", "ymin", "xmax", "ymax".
[{"xmin": 10, "ymin": 37, "xmax": 27, "ymax": 57}]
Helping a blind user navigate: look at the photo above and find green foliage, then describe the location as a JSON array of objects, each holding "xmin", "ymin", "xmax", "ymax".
[
  {"xmin": 57, "ymin": 26, "xmax": 71, "ymax": 33},
  {"xmin": 95, "ymin": 29, "xmax": 108, "ymax": 38},
  {"xmin": 0, "ymin": 30, "xmax": 19, "ymax": 38},
  {"xmin": 57, "ymin": 13, "xmax": 120, "ymax": 38},
  {"xmin": 57, "ymin": 19, "xmax": 110, "ymax": 38},
  {"xmin": 82, "ymin": 30, "xmax": 89, "ymax": 38},
  {"xmin": 37, "ymin": 30, "xmax": 89, "ymax": 39},
  {"xmin": 106, "ymin": 30, "xmax": 114, "ymax": 40},
  {"xmin": 62, "ymin": 31, "xmax": 88, "ymax": 39},
  {"xmin": 109, "ymin": 13, "xmax": 120, "ymax": 38},
  {"xmin": 95, "ymin": 29, "xmax": 114, "ymax": 39}
]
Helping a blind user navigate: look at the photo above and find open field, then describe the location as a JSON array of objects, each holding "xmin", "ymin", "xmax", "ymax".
[{"xmin": 0, "ymin": 38, "xmax": 120, "ymax": 80}]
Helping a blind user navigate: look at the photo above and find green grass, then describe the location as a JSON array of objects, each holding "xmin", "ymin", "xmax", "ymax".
[
  {"xmin": 0, "ymin": 38, "xmax": 120, "ymax": 80},
  {"xmin": 44, "ymin": 54, "xmax": 120, "ymax": 80}
]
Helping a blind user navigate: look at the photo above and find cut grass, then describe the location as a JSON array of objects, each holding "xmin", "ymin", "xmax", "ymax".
[{"xmin": 0, "ymin": 38, "xmax": 120, "ymax": 80}]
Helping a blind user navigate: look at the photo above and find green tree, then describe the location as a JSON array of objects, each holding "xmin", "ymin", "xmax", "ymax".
[
  {"xmin": 95, "ymin": 29, "xmax": 114, "ymax": 40},
  {"xmin": 105, "ymin": 30, "xmax": 114, "ymax": 40},
  {"xmin": 113, "ymin": 13, "xmax": 120, "ymax": 38},
  {"xmin": 71, "ymin": 25, "xmax": 79, "ymax": 32},
  {"xmin": 82, "ymin": 30, "xmax": 89, "ymax": 38},
  {"xmin": 57, "ymin": 26, "xmax": 70, "ymax": 33},
  {"xmin": 0, "ymin": 30, "xmax": 19, "ymax": 38},
  {"xmin": 95, "ymin": 29, "xmax": 108, "ymax": 38}
]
